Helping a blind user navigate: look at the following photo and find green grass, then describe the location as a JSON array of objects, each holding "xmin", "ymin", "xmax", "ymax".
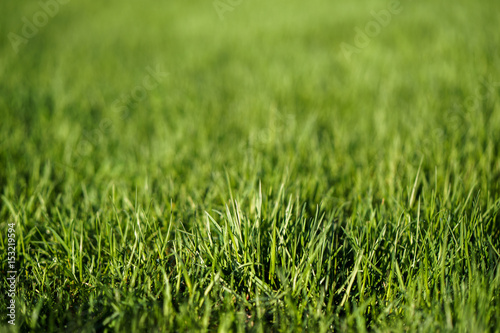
[{"xmin": 1, "ymin": 0, "xmax": 500, "ymax": 331}]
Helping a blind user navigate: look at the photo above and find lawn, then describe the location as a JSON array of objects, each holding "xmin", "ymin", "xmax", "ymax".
[{"xmin": 1, "ymin": 0, "xmax": 500, "ymax": 331}]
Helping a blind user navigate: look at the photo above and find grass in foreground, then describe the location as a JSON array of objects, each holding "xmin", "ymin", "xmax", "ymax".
[{"xmin": 1, "ymin": 0, "xmax": 500, "ymax": 331}]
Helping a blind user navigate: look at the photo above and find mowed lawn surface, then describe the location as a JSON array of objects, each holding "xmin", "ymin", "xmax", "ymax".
[{"xmin": 1, "ymin": 0, "xmax": 500, "ymax": 331}]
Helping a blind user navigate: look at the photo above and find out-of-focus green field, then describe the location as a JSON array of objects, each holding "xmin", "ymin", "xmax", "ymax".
[{"xmin": 1, "ymin": 0, "xmax": 500, "ymax": 331}]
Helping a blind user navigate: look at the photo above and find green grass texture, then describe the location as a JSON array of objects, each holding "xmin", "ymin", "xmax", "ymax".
[{"xmin": 1, "ymin": 0, "xmax": 500, "ymax": 331}]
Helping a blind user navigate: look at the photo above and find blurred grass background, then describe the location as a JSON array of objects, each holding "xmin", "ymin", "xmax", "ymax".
[
  {"xmin": 1, "ymin": 0, "xmax": 499, "ymax": 204},
  {"xmin": 1, "ymin": 0, "xmax": 500, "ymax": 331}
]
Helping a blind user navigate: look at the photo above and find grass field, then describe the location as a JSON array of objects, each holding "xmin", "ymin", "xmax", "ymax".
[{"xmin": 1, "ymin": 0, "xmax": 500, "ymax": 331}]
